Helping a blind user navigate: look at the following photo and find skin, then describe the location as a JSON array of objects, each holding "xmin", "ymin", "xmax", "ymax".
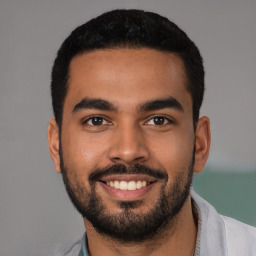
[{"xmin": 48, "ymin": 48, "xmax": 211, "ymax": 256}]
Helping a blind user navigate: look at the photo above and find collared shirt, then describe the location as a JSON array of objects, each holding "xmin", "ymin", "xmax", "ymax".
[{"xmin": 51, "ymin": 191, "xmax": 256, "ymax": 256}]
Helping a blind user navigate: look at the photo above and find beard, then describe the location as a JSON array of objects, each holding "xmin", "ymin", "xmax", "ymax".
[{"xmin": 60, "ymin": 151, "xmax": 194, "ymax": 243}]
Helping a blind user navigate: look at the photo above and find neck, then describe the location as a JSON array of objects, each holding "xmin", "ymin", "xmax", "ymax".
[{"xmin": 84, "ymin": 196, "xmax": 197, "ymax": 256}]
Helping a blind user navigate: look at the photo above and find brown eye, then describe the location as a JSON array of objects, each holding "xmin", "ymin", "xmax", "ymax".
[
  {"xmin": 84, "ymin": 116, "xmax": 109, "ymax": 126},
  {"xmin": 91, "ymin": 117, "xmax": 103, "ymax": 125},
  {"xmin": 153, "ymin": 116, "xmax": 165, "ymax": 125},
  {"xmin": 146, "ymin": 116, "xmax": 171, "ymax": 126}
]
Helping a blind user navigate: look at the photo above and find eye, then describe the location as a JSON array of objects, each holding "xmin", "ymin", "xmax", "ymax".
[
  {"xmin": 146, "ymin": 116, "xmax": 173, "ymax": 126},
  {"xmin": 83, "ymin": 116, "xmax": 110, "ymax": 126}
]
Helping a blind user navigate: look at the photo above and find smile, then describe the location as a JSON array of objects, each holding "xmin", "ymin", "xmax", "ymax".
[
  {"xmin": 104, "ymin": 180, "xmax": 152, "ymax": 191},
  {"xmin": 99, "ymin": 174, "xmax": 158, "ymax": 201}
]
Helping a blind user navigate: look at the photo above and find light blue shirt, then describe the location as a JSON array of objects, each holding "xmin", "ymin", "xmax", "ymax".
[
  {"xmin": 78, "ymin": 233, "xmax": 88, "ymax": 256},
  {"xmin": 50, "ymin": 191, "xmax": 256, "ymax": 256}
]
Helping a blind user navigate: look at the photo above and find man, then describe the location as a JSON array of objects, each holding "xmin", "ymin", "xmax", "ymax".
[{"xmin": 47, "ymin": 9, "xmax": 256, "ymax": 256}]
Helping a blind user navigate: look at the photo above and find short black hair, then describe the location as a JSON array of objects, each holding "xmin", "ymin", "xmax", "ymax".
[{"xmin": 51, "ymin": 9, "xmax": 204, "ymax": 128}]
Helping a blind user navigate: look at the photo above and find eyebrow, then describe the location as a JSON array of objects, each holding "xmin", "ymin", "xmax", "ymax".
[
  {"xmin": 139, "ymin": 96, "xmax": 184, "ymax": 112},
  {"xmin": 72, "ymin": 96, "xmax": 184, "ymax": 114},
  {"xmin": 73, "ymin": 98, "xmax": 118, "ymax": 113}
]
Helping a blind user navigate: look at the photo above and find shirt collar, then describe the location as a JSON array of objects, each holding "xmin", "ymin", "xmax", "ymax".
[
  {"xmin": 79, "ymin": 233, "xmax": 89, "ymax": 256},
  {"xmin": 190, "ymin": 190, "xmax": 228, "ymax": 255}
]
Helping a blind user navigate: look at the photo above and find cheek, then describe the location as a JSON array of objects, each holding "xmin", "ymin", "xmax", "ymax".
[
  {"xmin": 149, "ymin": 131, "xmax": 194, "ymax": 174},
  {"xmin": 153, "ymin": 134, "xmax": 194, "ymax": 162},
  {"xmin": 61, "ymin": 128, "xmax": 110, "ymax": 171}
]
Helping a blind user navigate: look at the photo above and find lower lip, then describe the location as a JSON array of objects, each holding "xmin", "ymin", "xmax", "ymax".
[{"xmin": 99, "ymin": 182, "xmax": 156, "ymax": 201}]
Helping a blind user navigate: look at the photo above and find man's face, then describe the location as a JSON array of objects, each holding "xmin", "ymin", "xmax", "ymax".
[{"xmin": 50, "ymin": 48, "xmax": 206, "ymax": 242}]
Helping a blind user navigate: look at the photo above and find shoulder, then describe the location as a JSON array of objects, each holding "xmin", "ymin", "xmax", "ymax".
[
  {"xmin": 220, "ymin": 215, "xmax": 256, "ymax": 255},
  {"xmin": 191, "ymin": 190, "xmax": 256, "ymax": 255}
]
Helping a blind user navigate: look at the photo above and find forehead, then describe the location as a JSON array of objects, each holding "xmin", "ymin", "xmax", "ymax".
[{"xmin": 65, "ymin": 48, "xmax": 192, "ymax": 113}]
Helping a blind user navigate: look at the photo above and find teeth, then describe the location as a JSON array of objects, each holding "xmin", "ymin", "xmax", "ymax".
[
  {"xmin": 106, "ymin": 180, "xmax": 148, "ymax": 190},
  {"xmin": 136, "ymin": 181, "xmax": 142, "ymax": 189},
  {"xmin": 119, "ymin": 181, "xmax": 128, "ymax": 190},
  {"xmin": 127, "ymin": 181, "xmax": 136, "ymax": 190},
  {"xmin": 114, "ymin": 180, "xmax": 120, "ymax": 189}
]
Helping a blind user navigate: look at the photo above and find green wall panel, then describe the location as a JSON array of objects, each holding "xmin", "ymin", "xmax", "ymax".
[{"xmin": 193, "ymin": 167, "xmax": 256, "ymax": 227}]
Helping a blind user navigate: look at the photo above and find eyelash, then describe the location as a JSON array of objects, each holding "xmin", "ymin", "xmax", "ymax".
[
  {"xmin": 81, "ymin": 115, "xmax": 111, "ymax": 126},
  {"xmin": 81, "ymin": 115, "xmax": 174, "ymax": 126},
  {"xmin": 145, "ymin": 115, "xmax": 174, "ymax": 126}
]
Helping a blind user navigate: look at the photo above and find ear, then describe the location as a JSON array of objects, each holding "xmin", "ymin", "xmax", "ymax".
[
  {"xmin": 193, "ymin": 116, "xmax": 211, "ymax": 173},
  {"xmin": 47, "ymin": 118, "xmax": 61, "ymax": 173}
]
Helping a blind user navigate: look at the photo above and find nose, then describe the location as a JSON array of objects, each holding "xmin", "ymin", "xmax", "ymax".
[{"xmin": 108, "ymin": 124, "xmax": 150, "ymax": 165}]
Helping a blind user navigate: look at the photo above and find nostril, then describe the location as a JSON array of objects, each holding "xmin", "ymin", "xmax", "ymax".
[
  {"xmin": 108, "ymin": 138, "xmax": 150, "ymax": 165},
  {"xmin": 110, "ymin": 156, "xmax": 147, "ymax": 165}
]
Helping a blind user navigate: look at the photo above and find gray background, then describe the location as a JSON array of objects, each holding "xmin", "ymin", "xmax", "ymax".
[{"xmin": 0, "ymin": 1, "xmax": 255, "ymax": 255}]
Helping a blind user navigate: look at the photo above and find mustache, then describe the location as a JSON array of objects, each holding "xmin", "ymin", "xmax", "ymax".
[{"xmin": 89, "ymin": 164, "xmax": 168, "ymax": 183}]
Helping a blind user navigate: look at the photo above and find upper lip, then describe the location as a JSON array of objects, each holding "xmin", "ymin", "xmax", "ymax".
[{"xmin": 100, "ymin": 174, "xmax": 157, "ymax": 183}]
